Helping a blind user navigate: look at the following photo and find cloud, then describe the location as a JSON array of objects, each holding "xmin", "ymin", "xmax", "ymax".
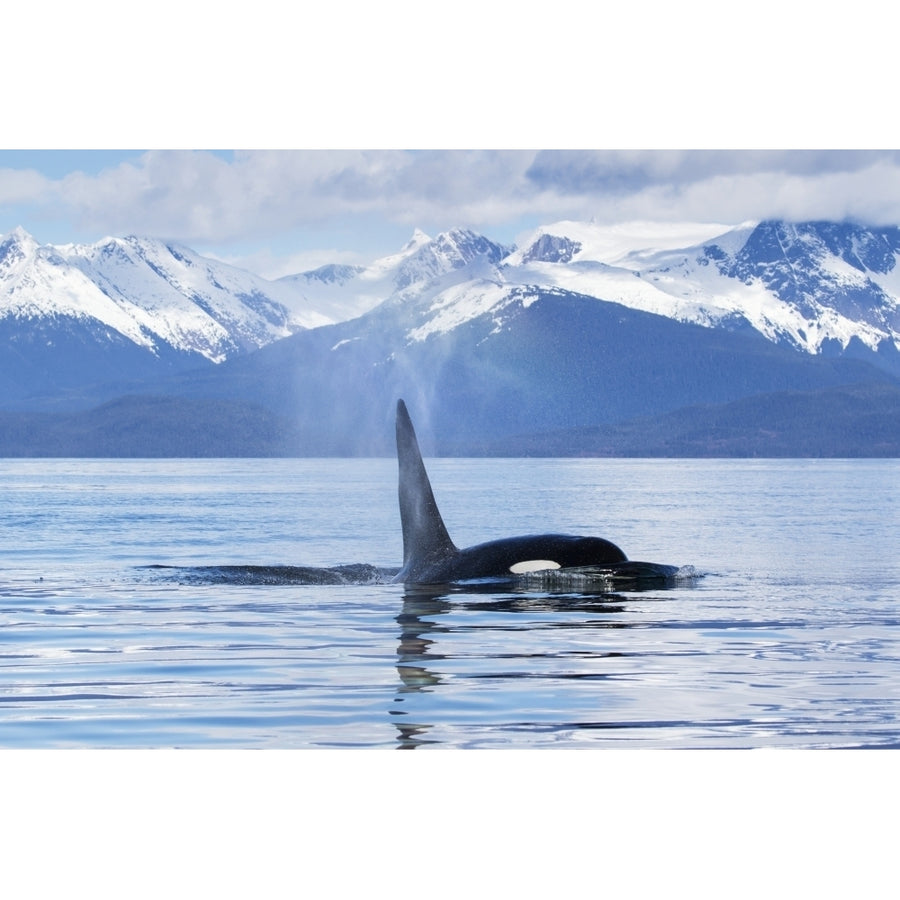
[
  {"xmin": 525, "ymin": 150, "xmax": 900, "ymax": 194},
  {"xmin": 48, "ymin": 151, "xmax": 460, "ymax": 240},
  {"xmin": 523, "ymin": 150, "xmax": 900, "ymax": 226},
  {"xmin": 0, "ymin": 167, "xmax": 54, "ymax": 205},
  {"xmin": 8, "ymin": 150, "xmax": 900, "ymax": 264},
  {"xmin": 32, "ymin": 150, "xmax": 545, "ymax": 246}
]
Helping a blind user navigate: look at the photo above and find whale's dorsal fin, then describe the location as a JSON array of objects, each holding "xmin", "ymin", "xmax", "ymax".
[{"xmin": 396, "ymin": 399, "xmax": 456, "ymax": 573}]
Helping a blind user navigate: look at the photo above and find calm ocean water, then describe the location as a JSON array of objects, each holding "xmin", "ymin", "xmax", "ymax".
[{"xmin": 0, "ymin": 456, "xmax": 897, "ymax": 749}]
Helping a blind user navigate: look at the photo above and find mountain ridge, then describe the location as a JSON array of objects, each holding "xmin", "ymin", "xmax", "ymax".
[
  {"xmin": 5, "ymin": 218, "xmax": 900, "ymax": 375},
  {"xmin": 454, "ymin": 381, "xmax": 900, "ymax": 457},
  {"xmin": 2, "ymin": 218, "xmax": 900, "ymax": 456},
  {"xmin": 3, "ymin": 380, "xmax": 897, "ymax": 458}
]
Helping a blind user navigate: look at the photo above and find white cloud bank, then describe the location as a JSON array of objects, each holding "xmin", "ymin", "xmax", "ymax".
[{"xmin": 4, "ymin": 150, "xmax": 900, "ymax": 275}]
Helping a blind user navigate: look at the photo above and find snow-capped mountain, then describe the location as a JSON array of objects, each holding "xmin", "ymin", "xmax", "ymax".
[
  {"xmin": 350, "ymin": 220, "xmax": 898, "ymax": 365},
  {"xmin": 4, "ymin": 218, "xmax": 900, "ymax": 454},
  {"xmin": 8, "ymin": 218, "xmax": 898, "ymax": 376},
  {"xmin": 269, "ymin": 219, "xmax": 900, "ymax": 370},
  {"xmin": 0, "ymin": 227, "xmax": 330, "ymax": 365},
  {"xmin": 497, "ymin": 218, "xmax": 900, "ymax": 357},
  {"xmin": 275, "ymin": 227, "xmax": 512, "ymax": 323}
]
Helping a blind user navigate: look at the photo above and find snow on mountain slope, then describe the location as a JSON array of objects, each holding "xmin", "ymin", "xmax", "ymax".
[
  {"xmin": 0, "ymin": 229, "xmax": 330, "ymax": 363},
  {"xmin": 499, "ymin": 223, "xmax": 828, "ymax": 346},
  {"xmin": 406, "ymin": 280, "xmax": 528, "ymax": 342},
  {"xmin": 397, "ymin": 220, "xmax": 900, "ymax": 356},
  {"xmin": 72, "ymin": 235, "xmax": 337, "ymax": 358},
  {"xmin": 703, "ymin": 220, "xmax": 900, "ymax": 351},
  {"xmin": 0, "ymin": 228, "xmax": 157, "ymax": 350},
  {"xmin": 393, "ymin": 221, "xmax": 764, "ymax": 343},
  {"xmin": 275, "ymin": 230, "xmax": 428, "ymax": 323},
  {"xmin": 503, "ymin": 220, "xmax": 733, "ymax": 267},
  {"xmin": 278, "ymin": 227, "xmax": 513, "ymax": 323}
]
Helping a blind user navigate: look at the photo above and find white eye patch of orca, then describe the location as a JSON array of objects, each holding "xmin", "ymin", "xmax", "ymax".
[{"xmin": 509, "ymin": 559, "xmax": 562, "ymax": 574}]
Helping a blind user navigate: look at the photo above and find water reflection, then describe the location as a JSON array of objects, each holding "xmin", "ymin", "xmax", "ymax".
[
  {"xmin": 390, "ymin": 584, "xmax": 660, "ymax": 749},
  {"xmin": 391, "ymin": 593, "xmax": 450, "ymax": 748}
]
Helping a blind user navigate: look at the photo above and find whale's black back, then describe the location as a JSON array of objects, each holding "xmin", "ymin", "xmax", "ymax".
[{"xmin": 393, "ymin": 399, "xmax": 630, "ymax": 585}]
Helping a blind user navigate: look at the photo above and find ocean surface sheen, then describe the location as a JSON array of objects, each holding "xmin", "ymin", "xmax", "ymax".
[{"xmin": 1, "ymin": 457, "xmax": 897, "ymax": 748}]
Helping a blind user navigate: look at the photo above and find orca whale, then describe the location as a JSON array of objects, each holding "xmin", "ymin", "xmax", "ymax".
[{"xmin": 392, "ymin": 399, "xmax": 645, "ymax": 585}]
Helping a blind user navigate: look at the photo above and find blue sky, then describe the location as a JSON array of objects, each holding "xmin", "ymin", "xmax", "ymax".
[{"xmin": 4, "ymin": 5, "xmax": 896, "ymax": 279}]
